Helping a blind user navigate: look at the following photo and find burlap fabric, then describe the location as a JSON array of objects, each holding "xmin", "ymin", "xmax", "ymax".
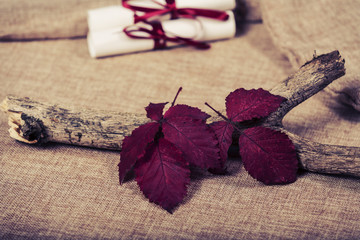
[
  {"xmin": 1, "ymin": 1, "xmax": 359, "ymax": 239},
  {"xmin": 1, "ymin": 0, "xmax": 119, "ymax": 39}
]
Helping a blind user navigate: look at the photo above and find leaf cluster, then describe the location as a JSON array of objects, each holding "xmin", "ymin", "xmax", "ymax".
[{"xmin": 118, "ymin": 88, "xmax": 298, "ymax": 212}]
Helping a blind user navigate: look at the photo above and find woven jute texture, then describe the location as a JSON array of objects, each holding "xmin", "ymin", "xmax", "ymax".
[
  {"xmin": 0, "ymin": 0, "xmax": 118, "ymax": 39},
  {"xmin": 1, "ymin": 1, "xmax": 360, "ymax": 239}
]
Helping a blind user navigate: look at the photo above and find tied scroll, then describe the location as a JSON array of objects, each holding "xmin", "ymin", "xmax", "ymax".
[
  {"xmin": 87, "ymin": 0, "xmax": 238, "ymax": 58},
  {"xmin": 88, "ymin": 0, "xmax": 236, "ymax": 32},
  {"xmin": 88, "ymin": 11, "xmax": 236, "ymax": 58}
]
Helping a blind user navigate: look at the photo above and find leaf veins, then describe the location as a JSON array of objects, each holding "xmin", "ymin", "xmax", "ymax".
[
  {"xmin": 118, "ymin": 122, "xmax": 160, "ymax": 184},
  {"xmin": 226, "ymin": 88, "xmax": 285, "ymax": 122},
  {"xmin": 135, "ymin": 138, "xmax": 190, "ymax": 213},
  {"xmin": 239, "ymin": 126, "xmax": 298, "ymax": 185},
  {"xmin": 209, "ymin": 121, "xmax": 234, "ymax": 167},
  {"xmin": 163, "ymin": 116, "xmax": 221, "ymax": 169}
]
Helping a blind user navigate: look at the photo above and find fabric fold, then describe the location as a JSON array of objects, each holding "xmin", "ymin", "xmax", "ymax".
[{"xmin": 262, "ymin": 0, "xmax": 360, "ymax": 115}]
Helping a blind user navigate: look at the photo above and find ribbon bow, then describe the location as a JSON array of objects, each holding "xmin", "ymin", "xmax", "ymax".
[
  {"xmin": 123, "ymin": 21, "xmax": 210, "ymax": 50},
  {"xmin": 122, "ymin": 0, "xmax": 229, "ymax": 23}
]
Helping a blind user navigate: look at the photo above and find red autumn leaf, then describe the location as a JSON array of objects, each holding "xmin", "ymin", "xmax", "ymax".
[
  {"xmin": 162, "ymin": 116, "xmax": 220, "ymax": 169},
  {"xmin": 118, "ymin": 122, "xmax": 160, "ymax": 184},
  {"xmin": 226, "ymin": 88, "xmax": 285, "ymax": 122},
  {"xmin": 209, "ymin": 120, "xmax": 234, "ymax": 167},
  {"xmin": 164, "ymin": 104, "xmax": 210, "ymax": 121},
  {"xmin": 145, "ymin": 102, "xmax": 168, "ymax": 121},
  {"xmin": 239, "ymin": 126, "xmax": 298, "ymax": 185},
  {"xmin": 135, "ymin": 138, "xmax": 190, "ymax": 213}
]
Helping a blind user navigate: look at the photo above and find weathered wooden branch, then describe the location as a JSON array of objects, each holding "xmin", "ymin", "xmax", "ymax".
[
  {"xmin": 1, "ymin": 51, "xmax": 360, "ymax": 177},
  {"xmin": 0, "ymin": 99, "xmax": 148, "ymax": 150},
  {"xmin": 265, "ymin": 51, "xmax": 347, "ymax": 127}
]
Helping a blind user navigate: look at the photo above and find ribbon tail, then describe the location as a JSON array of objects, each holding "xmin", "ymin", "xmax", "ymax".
[
  {"xmin": 178, "ymin": 37, "xmax": 211, "ymax": 50},
  {"xmin": 134, "ymin": 9, "xmax": 171, "ymax": 23},
  {"xmin": 178, "ymin": 8, "xmax": 229, "ymax": 21}
]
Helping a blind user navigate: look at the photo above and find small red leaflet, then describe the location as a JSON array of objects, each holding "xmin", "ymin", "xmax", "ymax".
[
  {"xmin": 145, "ymin": 102, "xmax": 168, "ymax": 121},
  {"xmin": 209, "ymin": 121, "xmax": 234, "ymax": 172},
  {"xmin": 135, "ymin": 138, "xmax": 190, "ymax": 213},
  {"xmin": 119, "ymin": 122, "xmax": 160, "ymax": 184},
  {"xmin": 118, "ymin": 88, "xmax": 220, "ymax": 213},
  {"xmin": 226, "ymin": 88, "xmax": 285, "ymax": 122},
  {"xmin": 239, "ymin": 127, "xmax": 298, "ymax": 185}
]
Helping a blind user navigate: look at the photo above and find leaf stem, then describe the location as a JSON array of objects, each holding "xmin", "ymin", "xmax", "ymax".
[
  {"xmin": 204, "ymin": 102, "xmax": 229, "ymax": 121},
  {"xmin": 205, "ymin": 102, "xmax": 245, "ymax": 135},
  {"xmin": 171, "ymin": 87, "xmax": 183, "ymax": 107}
]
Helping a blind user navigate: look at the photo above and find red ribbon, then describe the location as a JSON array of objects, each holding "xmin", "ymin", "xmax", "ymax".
[
  {"xmin": 123, "ymin": 21, "xmax": 210, "ymax": 50},
  {"xmin": 122, "ymin": 0, "xmax": 229, "ymax": 23}
]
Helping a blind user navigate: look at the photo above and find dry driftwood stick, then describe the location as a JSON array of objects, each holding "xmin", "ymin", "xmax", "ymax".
[
  {"xmin": 0, "ymin": 100, "xmax": 148, "ymax": 150},
  {"xmin": 1, "ymin": 51, "xmax": 359, "ymax": 177}
]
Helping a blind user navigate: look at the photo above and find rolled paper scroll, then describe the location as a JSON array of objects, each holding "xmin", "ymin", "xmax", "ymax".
[
  {"xmin": 87, "ymin": 10, "xmax": 236, "ymax": 58},
  {"xmin": 88, "ymin": 0, "xmax": 236, "ymax": 32}
]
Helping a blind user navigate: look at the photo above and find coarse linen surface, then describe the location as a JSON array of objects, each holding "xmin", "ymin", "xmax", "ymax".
[{"xmin": 1, "ymin": 1, "xmax": 360, "ymax": 239}]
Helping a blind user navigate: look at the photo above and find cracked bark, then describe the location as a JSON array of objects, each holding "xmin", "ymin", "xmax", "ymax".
[
  {"xmin": 1, "ymin": 50, "xmax": 359, "ymax": 177},
  {"xmin": 1, "ymin": 99, "xmax": 148, "ymax": 150}
]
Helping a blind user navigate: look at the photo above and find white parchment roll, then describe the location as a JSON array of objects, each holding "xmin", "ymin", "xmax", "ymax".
[
  {"xmin": 88, "ymin": 0, "xmax": 236, "ymax": 32},
  {"xmin": 88, "ymin": 10, "xmax": 236, "ymax": 58}
]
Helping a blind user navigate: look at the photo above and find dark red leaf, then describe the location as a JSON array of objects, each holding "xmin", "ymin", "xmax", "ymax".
[
  {"xmin": 162, "ymin": 116, "xmax": 220, "ymax": 169},
  {"xmin": 145, "ymin": 102, "xmax": 168, "ymax": 121},
  {"xmin": 135, "ymin": 138, "xmax": 190, "ymax": 213},
  {"xmin": 239, "ymin": 126, "xmax": 298, "ymax": 185},
  {"xmin": 226, "ymin": 88, "xmax": 285, "ymax": 122},
  {"xmin": 164, "ymin": 104, "xmax": 210, "ymax": 121},
  {"xmin": 209, "ymin": 121, "xmax": 234, "ymax": 168},
  {"xmin": 118, "ymin": 122, "xmax": 160, "ymax": 184}
]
